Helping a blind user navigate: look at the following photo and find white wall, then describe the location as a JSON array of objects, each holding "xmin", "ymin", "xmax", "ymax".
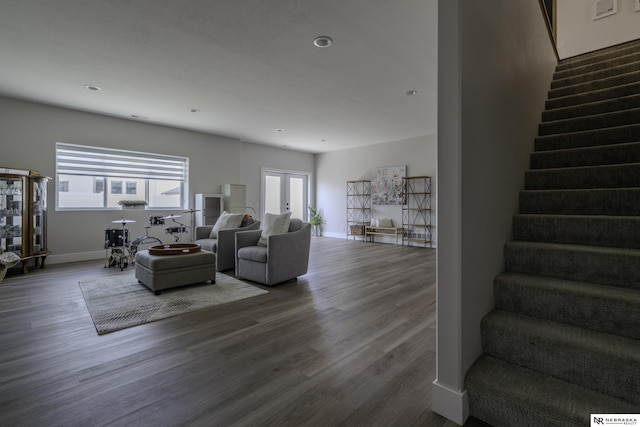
[
  {"xmin": 0, "ymin": 96, "xmax": 314, "ymax": 264},
  {"xmin": 315, "ymin": 135, "xmax": 437, "ymax": 246},
  {"xmin": 557, "ymin": 0, "xmax": 640, "ymax": 59},
  {"xmin": 433, "ymin": 0, "xmax": 557, "ymax": 424}
]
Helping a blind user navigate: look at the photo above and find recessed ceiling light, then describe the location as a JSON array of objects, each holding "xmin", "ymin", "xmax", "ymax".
[
  {"xmin": 190, "ymin": 108, "xmax": 200, "ymax": 113},
  {"xmin": 276, "ymin": 128, "xmax": 284, "ymax": 132},
  {"xmin": 313, "ymin": 36, "xmax": 333, "ymax": 48},
  {"xmin": 405, "ymin": 90, "xmax": 418, "ymax": 96},
  {"xmin": 84, "ymin": 84, "xmax": 101, "ymax": 91}
]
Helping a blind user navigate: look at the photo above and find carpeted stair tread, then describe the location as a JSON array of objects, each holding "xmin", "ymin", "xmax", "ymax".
[
  {"xmin": 494, "ymin": 272, "xmax": 640, "ymax": 339},
  {"xmin": 557, "ymin": 38, "xmax": 640, "ymax": 69},
  {"xmin": 554, "ymin": 50, "xmax": 640, "ymax": 81},
  {"xmin": 465, "ymin": 355, "xmax": 639, "ymax": 427},
  {"xmin": 552, "ymin": 59, "xmax": 640, "ymax": 89},
  {"xmin": 481, "ymin": 310, "xmax": 640, "ymax": 403},
  {"xmin": 504, "ymin": 240, "xmax": 640, "ymax": 289},
  {"xmin": 545, "ymin": 81, "xmax": 640, "ymax": 110},
  {"xmin": 548, "ymin": 70, "xmax": 640, "ymax": 99},
  {"xmin": 520, "ymin": 187, "xmax": 640, "ymax": 216},
  {"xmin": 524, "ymin": 163, "xmax": 640, "ymax": 190},
  {"xmin": 538, "ymin": 107, "xmax": 640, "ymax": 136},
  {"xmin": 513, "ymin": 214, "xmax": 640, "ymax": 248},
  {"xmin": 542, "ymin": 93, "xmax": 640, "ymax": 122},
  {"xmin": 468, "ymin": 39, "xmax": 640, "ymax": 425},
  {"xmin": 530, "ymin": 141, "xmax": 640, "ymax": 169},
  {"xmin": 534, "ymin": 123, "xmax": 640, "ymax": 151}
]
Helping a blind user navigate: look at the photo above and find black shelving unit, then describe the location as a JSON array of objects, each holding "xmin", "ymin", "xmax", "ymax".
[
  {"xmin": 402, "ymin": 176, "xmax": 432, "ymax": 248},
  {"xmin": 346, "ymin": 180, "xmax": 371, "ymax": 240}
]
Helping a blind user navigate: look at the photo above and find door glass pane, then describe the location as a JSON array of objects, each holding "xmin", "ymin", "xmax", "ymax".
[
  {"xmin": 33, "ymin": 178, "xmax": 47, "ymax": 253},
  {"xmin": 265, "ymin": 175, "xmax": 282, "ymax": 214},
  {"xmin": 0, "ymin": 176, "xmax": 24, "ymax": 255},
  {"xmin": 288, "ymin": 177, "xmax": 304, "ymax": 220}
]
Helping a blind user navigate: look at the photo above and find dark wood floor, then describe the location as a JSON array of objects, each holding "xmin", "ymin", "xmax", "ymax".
[{"xmin": 0, "ymin": 237, "xmax": 480, "ymax": 427}]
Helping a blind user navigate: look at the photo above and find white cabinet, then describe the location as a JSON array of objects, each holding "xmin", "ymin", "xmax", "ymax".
[
  {"xmin": 221, "ymin": 184, "xmax": 246, "ymax": 214},
  {"xmin": 195, "ymin": 193, "xmax": 223, "ymax": 226}
]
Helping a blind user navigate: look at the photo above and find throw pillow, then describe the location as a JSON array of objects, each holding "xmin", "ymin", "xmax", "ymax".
[
  {"xmin": 209, "ymin": 211, "xmax": 245, "ymax": 238},
  {"xmin": 257, "ymin": 212, "xmax": 292, "ymax": 246}
]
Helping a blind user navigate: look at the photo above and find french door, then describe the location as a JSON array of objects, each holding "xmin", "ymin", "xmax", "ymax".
[{"xmin": 262, "ymin": 170, "xmax": 308, "ymax": 220}]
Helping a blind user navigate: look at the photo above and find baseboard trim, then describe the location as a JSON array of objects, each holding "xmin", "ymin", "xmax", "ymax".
[
  {"xmin": 47, "ymin": 250, "xmax": 104, "ymax": 265},
  {"xmin": 320, "ymin": 231, "xmax": 437, "ymax": 248},
  {"xmin": 431, "ymin": 380, "xmax": 469, "ymax": 426}
]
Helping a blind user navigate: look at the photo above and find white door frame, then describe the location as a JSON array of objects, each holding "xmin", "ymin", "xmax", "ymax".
[{"xmin": 260, "ymin": 167, "xmax": 312, "ymax": 221}]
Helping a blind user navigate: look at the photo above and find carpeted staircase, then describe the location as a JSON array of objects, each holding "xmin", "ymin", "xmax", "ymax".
[{"xmin": 464, "ymin": 39, "xmax": 640, "ymax": 426}]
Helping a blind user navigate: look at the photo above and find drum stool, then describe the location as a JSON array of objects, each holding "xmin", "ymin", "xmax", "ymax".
[{"xmin": 134, "ymin": 249, "xmax": 216, "ymax": 295}]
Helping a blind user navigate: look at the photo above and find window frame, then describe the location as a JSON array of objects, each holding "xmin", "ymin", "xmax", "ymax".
[{"xmin": 55, "ymin": 142, "xmax": 188, "ymax": 211}]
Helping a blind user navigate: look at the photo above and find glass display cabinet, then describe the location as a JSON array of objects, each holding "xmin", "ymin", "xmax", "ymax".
[{"xmin": 0, "ymin": 167, "xmax": 49, "ymax": 273}]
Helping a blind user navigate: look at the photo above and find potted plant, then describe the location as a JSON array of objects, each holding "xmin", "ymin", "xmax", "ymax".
[
  {"xmin": 308, "ymin": 206, "xmax": 323, "ymax": 236},
  {"xmin": 117, "ymin": 200, "xmax": 148, "ymax": 209}
]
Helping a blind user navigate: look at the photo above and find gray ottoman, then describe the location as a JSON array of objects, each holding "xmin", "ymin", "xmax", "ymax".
[{"xmin": 135, "ymin": 249, "xmax": 216, "ymax": 295}]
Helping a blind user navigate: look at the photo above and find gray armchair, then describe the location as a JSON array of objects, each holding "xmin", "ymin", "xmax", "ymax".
[
  {"xmin": 235, "ymin": 218, "xmax": 311, "ymax": 286},
  {"xmin": 195, "ymin": 217, "xmax": 260, "ymax": 271}
]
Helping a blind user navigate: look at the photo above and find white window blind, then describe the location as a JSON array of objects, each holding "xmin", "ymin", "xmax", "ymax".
[{"xmin": 56, "ymin": 143, "xmax": 187, "ymax": 181}]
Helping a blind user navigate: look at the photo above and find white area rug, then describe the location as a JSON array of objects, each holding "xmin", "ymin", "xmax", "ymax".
[{"xmin": 79, "ymin": 272, "xmax": 268, "ymax": 335}]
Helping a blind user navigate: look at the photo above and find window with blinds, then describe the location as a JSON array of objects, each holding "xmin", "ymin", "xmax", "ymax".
[{"xmin": 55, "ymin": 143, "xmax": 188, "ymax": 210}]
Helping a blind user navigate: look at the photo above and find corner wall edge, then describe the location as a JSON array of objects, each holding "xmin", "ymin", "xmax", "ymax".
[{"xmin": 431, "ymin": 379, "xmax": 469, "ymax": 426}]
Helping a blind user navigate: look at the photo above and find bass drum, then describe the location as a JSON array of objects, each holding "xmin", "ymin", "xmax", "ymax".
[{"xmin": 130, "ymin": 236, "xmax": 163, "ymax": 260}]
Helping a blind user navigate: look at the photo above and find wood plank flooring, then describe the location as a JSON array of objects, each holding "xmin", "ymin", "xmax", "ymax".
[{"xmin": 0, "ymin": 238, "xmax": 483, "ymax": 427}]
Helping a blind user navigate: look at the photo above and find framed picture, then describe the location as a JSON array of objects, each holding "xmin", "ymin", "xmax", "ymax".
[
  {"xmin": 593, "ymin": 0, "xmax": 617, "ymax": 20},
  {"xmin": 372, "ymin": 165, "xmax": 406, "ymax": 205}
]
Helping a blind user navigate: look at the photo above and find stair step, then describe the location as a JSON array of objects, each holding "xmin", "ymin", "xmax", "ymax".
[
  {"xmin": 530, "ymin": 141, "xmax": 640, "ymax": 169},
  {"xmin": 524, "ymin": 163, "xmax": 640, "ymax": 190},
  {"xmin": 542, "ymin": 94, "xmax": 640, "ymax": 122},
  {"xmin": 554, "ymin": 50, "xmax": 640, "ymax": 81},
  {"xmin": 466, "ymin": 356, "xmax": 639, "ymax": 427},
  {"xmin": 552, "ymin": 59, "xmax": 640, "ymax": 89},
  {"xmin": 504, "ymin": 241, "xmax": 640, "ymax": 289},
  {"xmin": 513, "ymin": 214, "xmax": 640, "ymax": 249},
  {"xmin": 557, "ymin": 38, "xmax": 640, "ymax": 69},
  {"xmin": 520, "ymin": 187, "xmax": 640, "ymax": 216},
  {"xmin": 538, "ymin": 108, "xmax": 640, "ymax": 136},
  {"xmin": 534, "ymin": 123, "xmax": 640, "ymax": 151},
  {"xmin": 548, "ymin": 70, "xmax": 640, "ymax": 99},
  {"xmin": 545, "ymin": 81, "xmax": 640, "ymax": 110},
  {"xmin": 469, "ymin": 39, "xmax": 640, "ymax": 426},
  {"xmin": 481, "ymin": 311, "xmax": 640, "ymax": 403},
  {"xmin": 494, "ymin": 272, "xmax": 640, "ymax": 339}
]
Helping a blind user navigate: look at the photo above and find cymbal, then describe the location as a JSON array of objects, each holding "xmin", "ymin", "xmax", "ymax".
[
  {"xmin": 181, "ymin": 209, "xmax": 201, "ymax": 213},
  {"xmin": 161, "ymin": 214, "xmax": 181, "ymax": 219},
  {"xmin": 112, "ymin": 218, "xmax": 136, "ymax": 223}
]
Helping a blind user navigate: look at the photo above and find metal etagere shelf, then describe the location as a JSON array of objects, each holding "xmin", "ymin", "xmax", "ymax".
[
  {"xmin": 402, "ymin": 176, "xmax": 432, "ymax": 248},
  {"xmin": 346, "ymin": 180, "xmax": 371, "ymax": 240}
]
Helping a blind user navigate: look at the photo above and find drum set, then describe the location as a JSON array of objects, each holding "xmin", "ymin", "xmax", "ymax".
[{"xmin": 104, "ymin": 210, "xmax": 198, "ymax": 270}]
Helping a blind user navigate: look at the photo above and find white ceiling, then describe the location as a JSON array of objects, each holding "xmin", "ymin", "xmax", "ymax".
[{"xmin": 0, "ymin": 0, "xmax": 438, "ymax": 154}]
